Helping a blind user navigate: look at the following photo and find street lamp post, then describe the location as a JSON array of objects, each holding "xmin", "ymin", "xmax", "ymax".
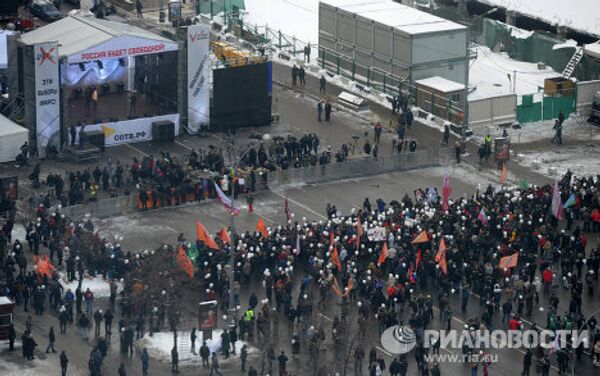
[
  {"xmin": 463, "ymin": 7, "xmax": 498, "ymax": 139},
  {"xmin": 226, "ymin": 132, "xmax": 271, "ymax": 328}
]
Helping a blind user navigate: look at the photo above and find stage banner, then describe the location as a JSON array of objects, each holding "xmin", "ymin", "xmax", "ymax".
[
  {"xmin": 187, "ymin": 24, "xmax": 210, "ymax": 133},
  {"xmin": 83, "ymin": 114, "xmax": 180, "ymax": 146},
  {"xmin": 34, "ymin": 42, "xmax": 60, "ymax": 158}
]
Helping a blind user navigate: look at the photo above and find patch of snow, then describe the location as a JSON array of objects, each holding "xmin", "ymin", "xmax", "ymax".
[
  {"xmin": 11, "ymin": 224, "xmax": 27, "ymax": 242},
  {"xmin": 139, "ymin": 330, "xmax": 258, "ymax": 366},
  {"xmin": 243, "ymin": 0, "xmax": 319, "ymax": 44},
  {"xmin": 552, "ymin": 39, "xmax": 578, "ymax": 50},
  {"xmin": 480, "ymin": 0, "xmax": 600, "ymax": 37},
  {"xmin": 519, "ymin": 146, "xmax": 600, "ymax": 179},
  {"xmin": 584, "ymin": 42, "xmax": 600, "ymax": 59},
  {"xmin": 59, "ymin": 274, "xmax": 122, "ymax": 298},
  {"xmin": 469, "ymin": 46, "xmax": 559, "ymax": 100}
]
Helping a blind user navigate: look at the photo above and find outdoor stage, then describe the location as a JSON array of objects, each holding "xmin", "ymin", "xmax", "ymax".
[{"xmin": 67, "ymin": 91, "xmax": 164, "ymax": 126}]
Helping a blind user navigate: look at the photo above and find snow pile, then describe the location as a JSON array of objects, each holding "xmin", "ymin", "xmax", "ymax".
[
  {"xmin": 243, "ymin": 0, "xmax": 319, "ymax": 44},
  {"xmin": 59, "ymin": 275, "xmax": 122, "ymax": 298},
  {"xmin": 469, "ymin": 46, "xmax": 558, "ymax": 100},
  {"xmin": 480, "ymin": 0, "xmax": 600, "ymax": 37},
  {"xmin": 552, "ymin": 39, "xmax": 577, "ymax": 50},
  {"xmin": 519, "ymin": 147, "xmax": 600, "ymax": 179},
  {"xmin": 11, "ymin": 224, "xmax": 27, "ymax": 242},
  {"xmin": 139, "ymin": 330, "xmax": 258, "ymax": 365}
]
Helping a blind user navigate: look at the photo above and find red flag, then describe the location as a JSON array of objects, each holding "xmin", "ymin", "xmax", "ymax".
[
  {"xmin": 411, "ymin": 231, "xmax": 429, "ymax": 244},
  {"xmin": 177, "ymin": 245, "xmax": 195, "ymax": 278},
  {"xmin": 416, "ymin": 249, "xmax": 422, "ymax": 269},
  {"xmin": 329, "ymin": 231, "xmax": 334, "ymax": 246},
  {"xmin": 196, "ymin": 221, "xmax": 219, "ymax": 250},
  {"xmin": 378, "ymin": 242, "xmax": 389, "ymax": 266},
  {"xmin": 218, "ymin": 228, "xmax": 231, "ymax": 245},
  {"xmin": 477, "ymin": 208, "xmax": 488, "ymax": 225},
  {"xmin": 439, "ymin": 251, "xmax": 447, "ymax": 275},
  {"xmin": 256, "ymin": 218, "xmax": 269, "ymax": 239},
  {"xmin": 284, "ymin": 197, "xmax": 290, "ymax": 221},
  {"xmin": 331, "ymin": 246, "xmax": 342, "ymax": 272},
  {"xmin": 409, "ymin": 266, "xmax": 416, "ymax": 284},
  {"xmin": 499, "ymin": 252, "xmax": 519, "ymax": 269},
  {"xmin": 551, "ymin": 180, "xmax": 564, "ymax": 221},
  {"xmin": 442, "ymin": 173, "xmax": 452, "ymax": 211}
]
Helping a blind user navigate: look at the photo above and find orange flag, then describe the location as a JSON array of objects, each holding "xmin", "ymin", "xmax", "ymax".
[
  {"xmin": 438, "ymin": 250, "xmax": 448, "ymax": 275},
  {"xmin": 196, "ymin": 221, "xmax": 219, "ymax": 250},
  {"xmin": 331, "ymin": 246, "xmax": 342, "ymax": 272},
  {"xmin": 499, "ymin": 252, "xmax": 519, "ymax": 269},
  {"xmin": 411, "ymin": 231, "xmax": 429, "ymax": 244},
  {"xmin": 218, "ymin": 228, "xmax": 231, "ymax": 245},
  {"xmin": 500, "ymin": 162, "xmax": 507, "ymax": 185},
  {"xmin": 177, "ymin": 245, "xmax": 195, "ymax": 278},
  {"xmin": 435, "ymin": 239, "xmax": 446, "ymax": 263},
  {"xmin": 34, "ymin": 255, "xmax": 54, "ymax": 278},
  {"xmin": 378, "ymin": 242, "xmax": 389, "ymax": 266},
  {"xmin": 256, "ymin": 218, "xmax": 269, "ymax": 239}
]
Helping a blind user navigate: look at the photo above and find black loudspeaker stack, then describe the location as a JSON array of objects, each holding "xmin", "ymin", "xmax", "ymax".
[
  {"xmin": 152, "ymin": 121, "xmax": 175, "ymax": 143},
  {"xmin": 84, "ymin": 131, "xmax": 105, "ymax": 152}
]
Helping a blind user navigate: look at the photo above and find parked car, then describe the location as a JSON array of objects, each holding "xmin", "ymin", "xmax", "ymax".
[{"xmin": 29, "ymin": 2, "xmax": 62, "ymax": 22}]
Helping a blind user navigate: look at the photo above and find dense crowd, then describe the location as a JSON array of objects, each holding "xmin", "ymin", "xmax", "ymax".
[{"xmin": 4, "ymin": 169, "xmax": 600, "ymax": 375}]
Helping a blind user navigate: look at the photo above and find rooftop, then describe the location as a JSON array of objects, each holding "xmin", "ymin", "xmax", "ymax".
[
  {"xmin": 415, "ymin": 76, "xmax": 465, "ymax": 93},
  {"xmin": 320, "ymin": 0, "xmax": 466, "ymax": 35}
]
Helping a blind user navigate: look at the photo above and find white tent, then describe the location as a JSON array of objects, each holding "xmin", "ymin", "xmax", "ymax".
[{"xmin": 0, "ymin": 114, "xmax": 28, "ymax": 163}]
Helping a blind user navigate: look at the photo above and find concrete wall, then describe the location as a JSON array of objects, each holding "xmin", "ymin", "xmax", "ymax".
[
  {"xmin": 468, "ymin": 93, "xmax": 517, "ymax": 128},
  {"xmin": 576, "ymin": 79, "xmax": 600, "ymax": 112}
]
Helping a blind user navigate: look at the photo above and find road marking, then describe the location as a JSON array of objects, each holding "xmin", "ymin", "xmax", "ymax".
[
  {"xmin": 318, "ymin": 313, "xmax": 333, "ymax": 322},
  {"xmin": 175, "ymin": 140, "xmax": 192, "ymax": 151},
  {"xmin": 270, "ymin": 190, "xmax": 327, "ymax": 220},
  {"xmin": 165, "ymin": 226, "xmax": 178, "ymax": 234},
  {"xmin": 124, "ymin": 143, "xmax": 148, "ymax": 157},
  {"xmin": 376, "ymin": 345, "xmax": 393, "ymax": 357}
]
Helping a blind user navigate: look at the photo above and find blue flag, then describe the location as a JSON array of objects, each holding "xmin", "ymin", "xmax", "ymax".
[{"xmin": 563, "ymin": 193, "xmax": 576, "ymax": 209}]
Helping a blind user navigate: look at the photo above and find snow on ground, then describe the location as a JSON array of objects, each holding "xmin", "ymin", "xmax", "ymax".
[
  {"xmin": 59, "ymin": 274, "xmax": 123, "ymax": 298},
  {"xmin": 11, "ymin": 224, "xmax": 27, "ymax": 242},
  {"xmin": 469, "ymin": 46, "xmax": 558, "ymax": 100},
  {"xmin": 139, "ymin": 330, "xmax": 258, "ymax": 366},
  {"xmin": 243, "ymin": 0, "xmax": 319, "ymax": 43},
  {"xmin": 518, "ymin": 146, "xmax": 600, "ymax": 179},
  {"xmin": 480, "ymin": 0, "xmax": 600, "ymax": 37},
  {"xmin": 470, "ymin": 114, "xmax": 600, "ymax": 145}
]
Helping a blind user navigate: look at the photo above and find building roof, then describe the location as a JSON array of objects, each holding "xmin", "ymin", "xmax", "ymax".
[
  {"xmin": 415, "ymin": 76, "xmax": 465, "ymax": 93},
  {"xmin": 20, "ymin": 14, "xmax": 176, "ymax": 58},
  {"xmin": 320, "ymin": 0, "xmax": 465, "ymax": 35}
]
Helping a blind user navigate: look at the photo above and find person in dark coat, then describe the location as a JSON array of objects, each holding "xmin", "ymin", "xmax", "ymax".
[
  {"xmin": 324, "ymin": 101, "xmax": 332, "ymax": 122},
  {"xmin": 8, "ymin": 324, "xmax": 16, "ymax": 351},
  {"xmin": 141, "ymin": 347, "xmax": 149, "ymax": 375},
  {"xmin": 171, "ymin": 346, "xmax": 179, "ymax": 373},
  {"xmin": 60, "ymin": 351, "xmax": 69, "ymax": 376},
  {"xmin": 190, "ymin": 328, "xmax": 197, "ymax": 354},
  {"xmin": 118, "ymin": 363, "xmax": 127, "ymax": 376},
  {"xmin": 45, "ymin": 327, "xmax": 56, "ymax": 353},
  {"xmin": 319, "ymin": 75, "xmax": 326, "ymax": 93},
  {"xmin": 317, "ymin": 101, "xmax": 323, "ymax": 122},
  {"xmin": 291, "ymin": 65, "xmax": 298, "ymax": 86}
]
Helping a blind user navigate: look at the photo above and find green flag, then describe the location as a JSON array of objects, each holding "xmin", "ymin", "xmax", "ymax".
[
  {"xmin": 188, "ymin": 243, "xmax": 199, "ymax": 263},
  {"xmin": 519, "ymin": 179, "xmax": 529, "ymax": 190}
]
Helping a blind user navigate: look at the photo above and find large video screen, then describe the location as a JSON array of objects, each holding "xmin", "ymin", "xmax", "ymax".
[{"xmin": 212, "ymin": 62, "xmax": 271, "ymax": 131}]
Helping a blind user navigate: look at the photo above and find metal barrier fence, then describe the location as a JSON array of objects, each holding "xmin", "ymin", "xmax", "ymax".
[
  {"xmin": 266, "ymin": 150, "xmax": 440, "ymax": 190},
  {"xmin": 57, "ymin": 150, "xmax": 439, "ymax": 219}
]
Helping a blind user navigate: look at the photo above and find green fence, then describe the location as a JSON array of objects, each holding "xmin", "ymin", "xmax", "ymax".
[
  {"xmin": 197, "ymin": 0, "xmax": 245, "ymax": 18},
  {"xmin": 516, "ymin": 94, "xmax": 576, "ymax": 123}
]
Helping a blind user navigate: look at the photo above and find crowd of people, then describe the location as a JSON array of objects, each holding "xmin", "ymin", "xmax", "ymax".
[{"xmin": 3, "ymin": 167, "xmax": 600, "ymax": 375}]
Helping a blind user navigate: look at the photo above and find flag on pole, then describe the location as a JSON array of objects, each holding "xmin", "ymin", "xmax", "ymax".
[
  {"xmin": 435, "ymin": 239, "xmax": 446, "ymax": 263},
  {"xmin": 214, "ymin": 182, "xmax": 240, "ymax": 216},
  {"xmin": 411, "ymin": 231, "xmax": 429, "ymax": 244},
  {"xmin": 500, "ymin": 162, "xmax": 507, "ymax": 185},
  {"xmin": 438, "ymin": 249, "xmax": 447, "ymax": 275},
  {"xmin": 415, "ymin": 249, "xmax": 422, "ymax": 269},
  {"xmin": 442, "ymin": 172, "xmax": 452, "ymax": 211},
  {"xmin": 498, "ymin": 252, "xmax": 519, "ymax": 269},
  {"xmin": 477, "ymin": 207, "xmax": 488, "ymax": 225},
  {"xmin": 187, "ymin": 243, "xmax": 200, "ymax": 263},
  {"xmin": 563, "ymin": 193, "xmax": 576, "ymax": 209},
  {"xmin": 196, "ymin": 221, "xmax": 219, "ymax": 250},
  {"xmin": 519, "ymin": 178, "xmax": 529, "ymax": 190},
  {"xmin": 378, "ymin": 242, "xmax": 389, "ymax": 266},
  {"xmin": 284, "ymin": 197, "xmax": 290, "ymax": 221},
  {"xmin": 256, "ymin": 218, "xmax": 269, "ymax": 238},
  {"xmin": 294, "ymin": 233, "xmax": 301, "ymax": 256},
  {"xmin": 218, "ymin": 228, "xmax": 231, "ymax": 245},
  {"xmin": 356, "ymin": 216, "xmax": 363, "ymax": 248},
  {"xmin": 551, "ymin": 180, "xmax": 564, "ymax": 220},
  {"xmin": 331, "ymin": 246, "xmax": 342, "ymax": 272},
  {"xmin": 177, "ymin": 245, "xmax": 195, "ymax": 278}
]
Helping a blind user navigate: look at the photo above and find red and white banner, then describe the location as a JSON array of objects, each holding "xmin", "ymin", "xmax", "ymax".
[{"xmin": 67, "ymin": 36, "xmax": 178, "ymax": 63}]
